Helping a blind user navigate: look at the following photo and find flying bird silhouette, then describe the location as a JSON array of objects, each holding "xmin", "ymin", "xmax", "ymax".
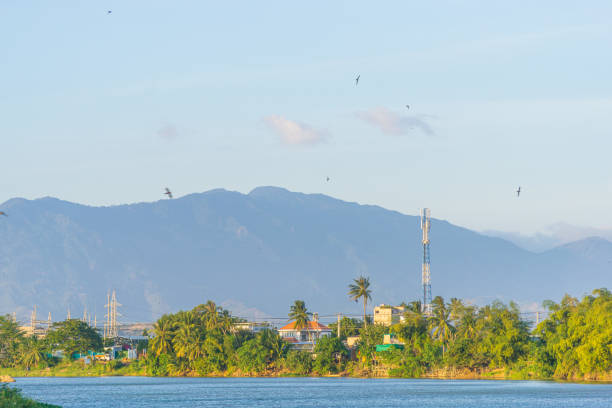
[
  {"xmin": 355, "ymin": 74, "xmax": 360, "ymax": 86},
  {"xmin": 164, "ymin": 188, "xmax": 173, "ymax": 199},
  {"xmin": 516, "ymin": 186, "xmax": 521, "ymax": 197},
  {"xmin": 406, "ymin": 105, "xmax": 410, "ymax": 110},
  {"xmin": 326, "ymin": 177, "xmax": 330, "ymax": 182},
  {"xmin": 0, "ymin": 211, "xmax": 7, "ymax": 217},
  {"xmin": 107, "ymin": 10, "xmax": 112, "ymax": 14}
]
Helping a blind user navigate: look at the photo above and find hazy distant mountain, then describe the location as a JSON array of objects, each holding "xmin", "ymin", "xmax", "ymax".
[
  {"xmin": 483, "ymin": 223, "xmax": 612, "ymax": 252},
  {"xmin": 0, "ymin": 187, "xmax": 609, "ymax": 323}
]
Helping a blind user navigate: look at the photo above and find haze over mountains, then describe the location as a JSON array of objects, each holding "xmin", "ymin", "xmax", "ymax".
[
  {"xmin": 483, "ymin": 224, "xmax": 612, "ymax": 253},
  {"xmin": 0, "ymin": 187, "xmax": 609, "ymax": 323}
]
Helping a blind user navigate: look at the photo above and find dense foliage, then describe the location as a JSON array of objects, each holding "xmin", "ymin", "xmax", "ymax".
[
  {"xmin": 536, "ymin": 288, "xmax": 612, "ymax": 379},
  {"xmin": 0, "ymin": 317, "xmax": 103, "ymax": 370},
  {"xmin": 1, "ymin": 290, "xmax": 610, "ymax": 380}
]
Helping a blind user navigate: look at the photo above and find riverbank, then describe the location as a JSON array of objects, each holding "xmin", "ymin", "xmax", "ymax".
[
  {"xmin": 8, "ymin": 376, "xmax": 612, "ymax": 408},
  {"xmin": 0, "ymin": 384, "xmax": 60, "ymax": 407},
  {"xmin": 3, "ymin": 365, "xmax": 610, "ymax": 383}
]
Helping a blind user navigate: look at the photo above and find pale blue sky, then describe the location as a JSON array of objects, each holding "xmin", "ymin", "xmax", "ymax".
[{"xmin": 1, "ymin": 1, "xmax": 611, "ymax": 234}]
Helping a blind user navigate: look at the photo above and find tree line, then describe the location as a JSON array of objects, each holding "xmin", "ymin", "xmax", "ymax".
[{"xmin": 1, "ymin": 282, "xmax": 610, "ymax": 380}]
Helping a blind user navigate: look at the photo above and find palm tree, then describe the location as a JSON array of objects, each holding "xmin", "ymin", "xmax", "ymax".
[
  {"xmin": 449, "ymin": 298, "xmax": 465, "ymax": 327},
  {"xmin": 457, "ymin": 306, "xmax": 477, "ymax": 339},
  {"xmin": 430, "ymin": 296, "xmax": 453, "ymax": 356},
  {"xmin": 149, "ymin": 316, "xmax": 174, "ymax": 356},
  {"xmin": 19, "ymin": 336, "xmax": 44, "ymax": 369},
  {"xmin": 217, "ymin": 309, "xmax": 233, "ymax": 335},
  {"xmin": 202, "ymin": 300, "xmax": 220, "ymax": 330},
  {"xmin": 288, "ymin": 300, "xmax": 311, "ymax": 330},
  {"xmin": 406, "ymin": 300, "xmax": 423, "ymax": 314},
  {"xmin": 348, "ymin": 276, "xmax": 372, "ymax": 328}
]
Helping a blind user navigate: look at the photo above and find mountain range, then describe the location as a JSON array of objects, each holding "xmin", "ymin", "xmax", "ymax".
[{"xmin": 0, "ymin": 187, "xmax": 610, "ymax": 323}]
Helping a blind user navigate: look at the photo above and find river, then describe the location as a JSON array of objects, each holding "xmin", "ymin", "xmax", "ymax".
[{"xmin": 9, "ymin": 377, "xmax": 612, "ymax": 407}]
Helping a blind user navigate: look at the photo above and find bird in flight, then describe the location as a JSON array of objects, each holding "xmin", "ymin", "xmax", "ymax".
[
  {"xmin": 355, "ymin": 74, "xmax": 360, "ymax": 86},
  {"xmin": 107, "ymin": 10, "xmax": 112, "ymax": 14},
  {"xmin": 326, "ymin": 177, "xmax": 330, "ymax": 182},
  {"xmin": 164, "ymin": 188, "xmax": 173, "ymax": 199},
  {"xmin": 406, "ymin": 105, "xmax": 410, "ymax": 110},
  {"xmin": 516, "ymin": 186, "xmax": 521, "ymax": 197},
  {"xmin": 0, "ymin": 211, "xmax": 7, "ymax": 217}
]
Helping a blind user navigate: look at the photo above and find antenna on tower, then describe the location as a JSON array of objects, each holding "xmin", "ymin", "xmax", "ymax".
[{"xmin": 421, "ymin": 208, "xmax": 432, "ymax": 316}]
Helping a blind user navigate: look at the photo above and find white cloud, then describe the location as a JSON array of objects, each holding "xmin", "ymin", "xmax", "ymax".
[
  {"xmin": 264, "ymin": 115, "xmax": 327, "ymax": 146},
  {"xmin": 358, "ymin": 107, "xmax": 434, "ymax": 136},
  {"xmin": 157, "ymin": 124, "xmax": 179, "ymax": 140}
]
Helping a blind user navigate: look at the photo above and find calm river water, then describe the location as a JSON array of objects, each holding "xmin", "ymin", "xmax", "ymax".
[{"xmin": 10, "ymin": 377, "xmax": 612, "ymax": 408}]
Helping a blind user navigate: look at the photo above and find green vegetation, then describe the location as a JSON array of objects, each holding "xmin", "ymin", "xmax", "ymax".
[
  {"xmin": 288, "ymin": 301, "xmax": 311, "ymax": 330},
  {"xmin": 1, "ymin": 288, "xmax": 610, "ymax": 380},
  {"xmin": 0, "ymin": 317, "xmax": 104, "ymax": 372},
  {"xmin": 348, "ymin": 276, "xmax": 372, "ymax": 328},
  {"xmin": 373, "ymin": 288, "xmax": 611, "ymax": 380},
  {"xmin": 0, "ymin": 384, "xmax": 60, "ymax": 408},
  {"xmin": 535, "ymin": 289, "xmax": 612, "ymax": 379}
]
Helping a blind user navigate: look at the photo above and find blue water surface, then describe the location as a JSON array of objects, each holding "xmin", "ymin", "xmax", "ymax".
[{"xmin": 10, "ymin": 377, "xmax": 612, "ymax": 408}]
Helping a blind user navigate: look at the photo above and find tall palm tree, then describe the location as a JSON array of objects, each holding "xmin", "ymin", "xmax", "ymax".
[
  {"xmin": 348, "ymin": 276, "xmax": 372, "ymax": 328},
  {"xmin": 430, "ymin": 296, "xmax": 453, "ymax": 356},
  {"xmin": 150, "ymin": 316, "xmax": 174, "ymax": 356},
  {"xmin": 288, "ymin": 300, "xmax": 310, "ymax": 330}
]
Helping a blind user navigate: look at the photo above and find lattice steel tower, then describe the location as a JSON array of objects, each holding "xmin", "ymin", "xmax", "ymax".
[
  {"xmin": 104, "ymin": 290, "xmax": 121, "ymax": 339},
  {"xmin": 421, "ymin": 208, "xmax": 432, "ymax": 315}
]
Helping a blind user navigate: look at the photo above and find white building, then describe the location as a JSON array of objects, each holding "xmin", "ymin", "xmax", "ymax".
[
  {"xmin": 232, "ymin": 322, "xmax": 273, "ymax": 334},
  {"xmin": 373, "ymin": 305, "xmax": 406, "ymax": 326},
  {"xmin": 278, "ymin": 314, "xmax": 332, "ymax": 351}
]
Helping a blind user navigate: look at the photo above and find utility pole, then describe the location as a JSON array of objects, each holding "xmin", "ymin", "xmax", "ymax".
[{"xmin": 421, "ymin": 208, "xmax": 432, "ymax": 316}]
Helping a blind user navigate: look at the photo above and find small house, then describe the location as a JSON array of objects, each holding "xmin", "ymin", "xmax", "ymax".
[{"xmin": 278, "ymin": 313, "xmax": 331, "ymax": 351}]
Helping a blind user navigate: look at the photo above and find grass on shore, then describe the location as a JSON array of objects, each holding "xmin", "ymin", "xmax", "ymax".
[
  {"xmin": 1, "ymin": 384, "xmax": 60, "ymax": 408},
  {"xmin": 0, "ymin": 360, "xmax": 147, "ymax": 378}
]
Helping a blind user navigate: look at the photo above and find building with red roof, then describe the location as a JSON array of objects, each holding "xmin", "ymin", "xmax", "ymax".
[{"xmin": 278, "ymin": 313, "xmax": 332, "ymax": 351}]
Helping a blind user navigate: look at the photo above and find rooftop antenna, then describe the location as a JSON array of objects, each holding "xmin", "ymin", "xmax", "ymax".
[{"xmin": 421, "ymin": 208, "xmax": 432, "ymax": 316}]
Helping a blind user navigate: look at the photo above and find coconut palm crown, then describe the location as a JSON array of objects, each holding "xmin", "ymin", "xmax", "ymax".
[
  {"xmin": 288, "ymin": 300, "xmax": 311, "ymax": 330},
  {"xmin": 348, "ymin": 276, "xmax": 372, "ymax": 328}
]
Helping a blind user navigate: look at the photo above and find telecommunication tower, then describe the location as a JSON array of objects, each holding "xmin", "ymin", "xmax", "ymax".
[{"xmin": 421, "ymin": 208, "xmax": 432, "ymax": 315}]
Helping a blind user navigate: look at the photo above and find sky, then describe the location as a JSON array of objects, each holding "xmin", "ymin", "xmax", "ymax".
[{"xmin": 1, "ymin": 1, "xmax": 612, "ymax": 235}]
